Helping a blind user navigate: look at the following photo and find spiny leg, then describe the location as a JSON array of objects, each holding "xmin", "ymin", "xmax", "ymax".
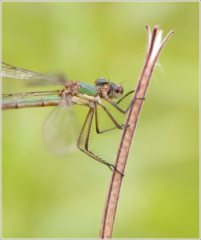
[
  {"xmin": 95, "ymin": 97, "xmax": 136, "ymax": 134},
  {"xmin": 94, "ymin": 103, "xmax": 120, "ymax": 134},
  {"xmin": 97, "ymin": 102, "xmax": 127, "ymax": 130},
  {"xmin": 105, "ymin": 90, "xmax": 145, "ymax": 114},
  {"xmin": 94, "ymin": 92, "xmax": 135, "ymax": 134},
  {"xmin": 95, "ymin": 91, "xmax": 145, "ymax": 134},
  {"xmin": 115, "ymin": 90, "xmax": 135, "ymax": 106},
  {"xmin": 95, "ymin": 102, "xmax": 132, "ymax": 134},
  {"xmin": 77, "ymin": 108, "xmax": 123, "ymax": 176}
]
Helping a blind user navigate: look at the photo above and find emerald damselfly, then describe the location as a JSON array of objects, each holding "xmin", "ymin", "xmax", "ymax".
[{"xmin": 2, "ymin": 62, "xmax": 138, "ymax": 175}]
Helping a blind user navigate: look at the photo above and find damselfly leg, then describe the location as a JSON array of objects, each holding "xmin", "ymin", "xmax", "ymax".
[{"xmin": 77, "ymin": 93, "xmax": 144, "ymax": 175}]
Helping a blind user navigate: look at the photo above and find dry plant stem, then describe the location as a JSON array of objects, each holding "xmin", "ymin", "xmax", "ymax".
[{"xmin": 99, "ymin": 26, "xmax": 174, "ymax": 239}]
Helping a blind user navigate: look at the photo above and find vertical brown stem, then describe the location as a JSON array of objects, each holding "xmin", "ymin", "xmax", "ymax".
[{"xmin": 99, "ymin": 26, "xmax": 174, "ymax": 239}]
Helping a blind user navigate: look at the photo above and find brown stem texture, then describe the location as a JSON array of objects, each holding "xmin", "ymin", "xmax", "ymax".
[{"xmin": 99, "ymin": 26, "xmax": 174, "ymax": 239}]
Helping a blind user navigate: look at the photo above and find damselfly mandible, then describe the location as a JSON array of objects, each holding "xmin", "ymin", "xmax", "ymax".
[{"xmin": 2, "ymin": 62, "xmax": 139, "ymax": 175}]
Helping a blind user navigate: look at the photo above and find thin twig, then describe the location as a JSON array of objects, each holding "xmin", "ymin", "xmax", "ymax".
[{"xmin": 99, "ymin": 26, "xmax": 174, "ymax": 239}]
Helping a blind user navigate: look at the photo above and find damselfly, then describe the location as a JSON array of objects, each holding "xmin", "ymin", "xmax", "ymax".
[{"xmin": 1, "ymin": 62, "xmax": 139, "ymax": 175}]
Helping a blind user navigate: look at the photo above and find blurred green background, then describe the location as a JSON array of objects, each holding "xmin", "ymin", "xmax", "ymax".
[{"xmin": 2, "ymin": 2, "xmax": 199, "ymax": 238}]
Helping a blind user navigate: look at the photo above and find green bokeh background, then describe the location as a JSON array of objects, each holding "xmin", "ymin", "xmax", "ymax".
[{"xmin": 2, "ymin": 2, "xmax": 199, "ymax": 238}]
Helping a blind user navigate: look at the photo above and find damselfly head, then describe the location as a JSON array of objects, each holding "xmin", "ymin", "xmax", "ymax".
[{"xmin": 95, "ymin": 77, "xmax": 124, "ymax": 99}]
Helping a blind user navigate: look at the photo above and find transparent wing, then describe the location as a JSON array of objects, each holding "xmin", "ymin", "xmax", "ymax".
[
  {"xmin": 42, "ymin": 104, "xmax": 80, "ymax": 155},
  {"xmin": 1, "ymin": 62, "xmax": 67, "ymax": 85}
]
